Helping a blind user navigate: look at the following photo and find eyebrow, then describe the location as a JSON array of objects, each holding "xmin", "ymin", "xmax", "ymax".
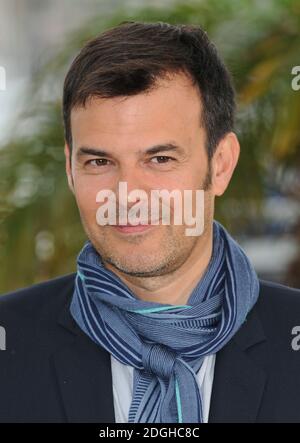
[{"xmin": 76, "ymin": 142, "xmax": 185, "ymax": 159}]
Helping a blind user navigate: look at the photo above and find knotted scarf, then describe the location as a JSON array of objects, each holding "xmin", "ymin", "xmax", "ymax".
[{"xmin": 70, "ymin": 220, "xmax": 259, "ymax": 422}]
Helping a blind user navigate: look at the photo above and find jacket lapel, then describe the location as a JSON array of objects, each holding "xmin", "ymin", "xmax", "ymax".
[
  {"xmin": 208, "ymin": 305, "xmax": 267, "ymax": 423},
  {"xmin": 51, "ymin": 293, "xmax": 115, "ymax": 423}
]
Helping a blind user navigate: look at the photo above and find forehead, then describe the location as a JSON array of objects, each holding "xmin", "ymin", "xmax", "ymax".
[{"xmin": 70, "ymin": 72, "xmax": 203, "ymax": 151}]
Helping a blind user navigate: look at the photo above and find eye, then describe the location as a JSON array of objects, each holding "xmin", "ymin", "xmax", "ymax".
[
  {"xmin": 85, "ymin": 158, "xmax": 111, "ymax": 166},
  {"xmin": 150, "ymin": 156, "xmax": 175, "ymax": 164}
]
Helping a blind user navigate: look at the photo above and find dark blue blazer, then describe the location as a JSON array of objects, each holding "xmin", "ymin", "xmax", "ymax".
[{"xmin": 0, "ymin": 273, "xmax": 300, "ymax": 423}]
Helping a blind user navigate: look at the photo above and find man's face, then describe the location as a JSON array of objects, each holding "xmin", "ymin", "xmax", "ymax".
[{"xmin": 66, "ymin": 73, "xmax": 215, "ymax": 277}]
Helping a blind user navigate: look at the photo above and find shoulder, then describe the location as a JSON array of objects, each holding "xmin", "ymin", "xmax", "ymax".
[
  {"xmin": 256, "ymin": 279, "xmax": 300, "ymax": 315},
  {"xmin": 0, "ymin": 272, "xmax": 78, "ymax": 357},
  {"xmin": 253, "ymin": 279, "xmax": 300, "ymax": 344},
  {"xmin": 0, "ymin": 273, "xmax": 77, "ymax": 320}
]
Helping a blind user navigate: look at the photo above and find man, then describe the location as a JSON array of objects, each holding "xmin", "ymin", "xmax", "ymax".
[{"xmin": 1, "ymin": 21, "xmax": 300, "ymax": 423}]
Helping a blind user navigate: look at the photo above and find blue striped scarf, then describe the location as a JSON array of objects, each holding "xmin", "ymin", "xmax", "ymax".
[{"xmin": 70, "ymin": 220, "xmax": 259, "ymax": 423}]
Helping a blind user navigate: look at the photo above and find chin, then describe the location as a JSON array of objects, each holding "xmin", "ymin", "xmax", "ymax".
[{"xmin": 108, "ymin": 252, "xmax": 168, "ymax": 275}]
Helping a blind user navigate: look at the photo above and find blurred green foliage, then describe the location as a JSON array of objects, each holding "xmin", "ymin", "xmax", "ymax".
[{"xmin": 0, "ymin": 0, "xmax": 299, "ymax": 292}]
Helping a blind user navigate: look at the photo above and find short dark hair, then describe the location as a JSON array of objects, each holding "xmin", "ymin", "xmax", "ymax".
[{"xmin": 63, "ymin": 21, "xmax": 236, "ymax": 159}]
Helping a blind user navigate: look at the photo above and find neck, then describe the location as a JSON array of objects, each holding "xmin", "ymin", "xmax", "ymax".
[{"xmin": 105, "ymin": 225, "xmax": 213, "ymax": 305}]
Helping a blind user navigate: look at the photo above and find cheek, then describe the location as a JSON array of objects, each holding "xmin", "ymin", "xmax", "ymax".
[
  {"xmin": 167, "ymin": 163, "xmax": 207, "ymax": 191},
  {"xmin": 74, "ymin": 180, "xmax": 100, "ymax": 222},
  {"xmin": 74, "ymin": 171, "xmax": 112, "ymax": 202}
]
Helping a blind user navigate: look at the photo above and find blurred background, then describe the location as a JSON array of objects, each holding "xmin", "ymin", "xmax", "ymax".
[{"xmin": 0, "ymin": 0, "xmax": 299, "ymax": 294}]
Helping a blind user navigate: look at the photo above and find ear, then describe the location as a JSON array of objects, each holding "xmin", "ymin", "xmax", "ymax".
[
  {"xmin": 211, "ymin": 132, "xmax": 240, "ymax": 197},
  {"xmin": 64, "ymin": 143, "xmax": 75, "ymax": 194}
]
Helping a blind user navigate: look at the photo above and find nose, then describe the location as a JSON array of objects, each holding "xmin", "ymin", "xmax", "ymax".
[
  {"xmin": 115, "ymin": 163, "xmax": 148, "ymax": 195},
  {"xmin": 114, "ymin": 165, "xmax": 151, "ymax": 222}
]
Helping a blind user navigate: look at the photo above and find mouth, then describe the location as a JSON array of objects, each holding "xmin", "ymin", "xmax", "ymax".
[{"xmin": 112, "ymin": 221, "xmax": 159, "ymax": 234}]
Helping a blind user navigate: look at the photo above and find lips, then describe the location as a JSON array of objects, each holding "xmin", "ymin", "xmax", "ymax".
[
  {"xmin": 117, "ymin": 222, "xmax": 152, "ymax": 226},
  {"xmin": 116, "ymin": 219, "xmax": 160, "ymax": 226},
  {"xmin": 112, "ymin": 222, "xmax": 156, "ymax": 234}
]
